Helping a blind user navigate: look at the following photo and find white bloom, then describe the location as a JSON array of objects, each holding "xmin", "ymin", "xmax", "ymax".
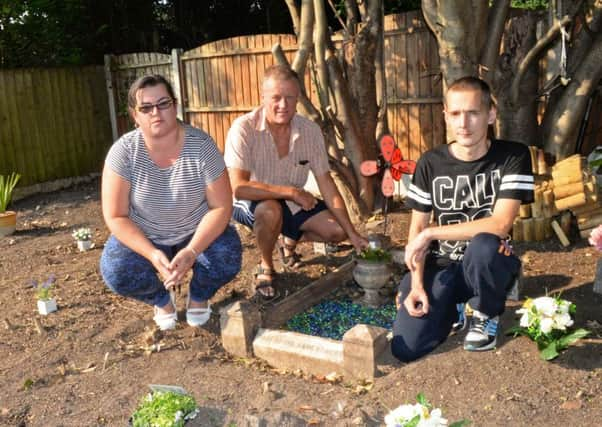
[
  {"xmin": 557, "ymin": 300, "xmax": 571, "ymax": 315},
  {"xmin": 540, "ymin": 316, "xmax": 554, "ymax": 334},
  {"xmin": 553, "ymin": 312, "xmax": 573, "ymax": 330},
  {"xmin": 533, "ymin": 297, "xmax": 558, "ymax": 317},
  {"xmin": 419, "ymin": 408, "xmax": 448, "ymax": 426},
  {"xmin": 517, "ymin": 309, "xmax": 533, "ymax": 328},
  {"xmin": 385, "ymin": 404, "xmax": 448, "ymax": 427},
  {"xmin": 385, "ymin": 403, "xmax": 421, "ymax": 426}
]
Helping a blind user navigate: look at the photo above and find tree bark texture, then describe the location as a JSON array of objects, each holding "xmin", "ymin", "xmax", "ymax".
[{"xmin": 275, "ymin": 0, "xmax": 389, "ymax": 219}]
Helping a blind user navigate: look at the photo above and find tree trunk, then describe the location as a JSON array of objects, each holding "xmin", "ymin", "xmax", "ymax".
[{"xmin": 495, "ymin": 12, "xmax": 539, "ymax": 145}]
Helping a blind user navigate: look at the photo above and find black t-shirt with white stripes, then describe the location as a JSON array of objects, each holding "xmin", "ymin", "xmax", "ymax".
[
  {"xmin": 105, "ymin": 124, "xmax": 225, "ymax": 245},
  {"xmin": 406, "ymin": 139, "xmax": 534, "ymax": 261}
]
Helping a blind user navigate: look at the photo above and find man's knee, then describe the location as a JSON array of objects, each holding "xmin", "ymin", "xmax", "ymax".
[
  {"xmin": 391, "ymin": 335, "xmax": 428, "ymax": 363},
  {"xmin": 466, "ymin": 232, "xmax": 500, "ymax": 259},
  {"xmin": 323, "ymin": 221, "xmax": 346, "ymax": 242},
  {"xmin": 254, "ymin": 200, "xmax": 283, "ymax": 230}
]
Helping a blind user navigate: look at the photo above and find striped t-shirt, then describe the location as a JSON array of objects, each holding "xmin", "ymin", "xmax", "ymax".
[
  {"xmin": 224, "ymin": 107, "xmax": 330, "ymax": 213},
  {"xmin": 406, "ymin": 139, "xmax": 534, "ymax": 261},
  {"xmin": 105, "ymin": 124, "xmax": 225, "ymax": 245}
]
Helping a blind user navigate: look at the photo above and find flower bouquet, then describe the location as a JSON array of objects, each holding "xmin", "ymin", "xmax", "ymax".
[
  {"xmin": 32, "ymin": 274, "xmax": 57, "ymax": 315},
  {"xmin": 507, "ymin": 295, "xmax": 590, "ymax": 360},
  {"xmin": 385, "ymin": 393, "xmax": 469, "ymax": 427},
  {"xmin": 72, "ymin": 227, "xmax": 92, "ymax": 251}
]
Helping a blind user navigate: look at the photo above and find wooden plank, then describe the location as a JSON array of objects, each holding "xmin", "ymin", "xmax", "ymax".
[
  {"xmin": 0, "ymin": 71, "xmax": 19, "ymax": 175},
  {"xmin": 551, "ymin": 219, "xmax": 571, "ymax": 247},
  {"xmin": 104, "ymin": 55, "xmax": 119, "ymax": 141},
  {"xmin": 406, "ymin": 18, "xmax": 421, "ymax": 163},
  {"xmin": 263, "ymin": 261, "xmax": 355, "ymax": 328},
  {"xmin": 239, "ymin": 37, "xmax": 252, "ymax": 109}
]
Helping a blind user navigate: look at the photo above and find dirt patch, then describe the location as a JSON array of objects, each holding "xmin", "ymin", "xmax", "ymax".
[{"xmin": 0, "ymin": 179, "xmax": 601, "ymax": 426}]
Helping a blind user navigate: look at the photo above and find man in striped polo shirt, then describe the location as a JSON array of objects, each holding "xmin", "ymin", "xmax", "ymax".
[
  {"xmin": 224, "ymin": 65, "xmax": 367, "ymax": 299},
  {"xmin": 391, "ymin": 76, "xmax": 534, "ymax": 361}
]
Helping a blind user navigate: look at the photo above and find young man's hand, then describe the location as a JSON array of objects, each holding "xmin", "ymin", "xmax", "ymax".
[
  {"xmin": 404, "ymin": 229, "xmax": 432, "ymax": 271},
  {"xmin": 403, "ymin": 287, "xmax": 430, "ymax": 317}
]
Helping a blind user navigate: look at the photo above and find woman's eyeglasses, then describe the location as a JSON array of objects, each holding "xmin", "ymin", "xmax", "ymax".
[{"xmin": 135, "ymin": 98, "xmax": 174, "ymax": 114}]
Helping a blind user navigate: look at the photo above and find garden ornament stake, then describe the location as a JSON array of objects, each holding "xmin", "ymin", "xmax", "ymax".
[{"xmin": 360, "ymin": 134, "xmax": 416, "ymax": 235}]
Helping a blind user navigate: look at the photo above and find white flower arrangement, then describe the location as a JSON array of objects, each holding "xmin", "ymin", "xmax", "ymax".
[
  {"xmin": 385, "ymin": 393, "xmax": 469, "ymax": 427},
  {"xmin": 72, "ymin": 227, "xmax": 92, "ymax": 241},
  {"xmin": 508, "ymin": 295, "xmax": 589, "ymax": 360}
]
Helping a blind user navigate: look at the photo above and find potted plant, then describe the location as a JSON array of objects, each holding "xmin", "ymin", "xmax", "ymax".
[
  {"xmin": 0, "ymin": 172, "xmax": 21, "ymax": 237},
  {"xmin": 353, "ymin": 247, "xmax": 392, "ymax": 307},
  {"xmin": 72, "ymin": 227, "xmax": 92, "ymax": 251},
  {"xmin": 32, "ymin": 274, "xmax": 57, "ymax": 315}
]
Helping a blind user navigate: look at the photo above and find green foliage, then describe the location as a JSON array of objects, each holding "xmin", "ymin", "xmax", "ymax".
[
  {"xmin": 510, "ymin": 0, "xmax": 549, "ymax": 9},
  {"xmin": 131, "ymin": 391, "xmax": 197, "ymax": 427},
  {"xmin": 0, "ymin": 172, "xmax": 20, "ymax": 213},
  {"xmin": 358, "ymin": 247, "xmax": 391, "ymax": 262}
]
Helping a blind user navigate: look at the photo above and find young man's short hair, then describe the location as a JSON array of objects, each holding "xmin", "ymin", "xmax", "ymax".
[{"xmin": 446, "ymin": 76, "xmax": 494, "ymax": 110}]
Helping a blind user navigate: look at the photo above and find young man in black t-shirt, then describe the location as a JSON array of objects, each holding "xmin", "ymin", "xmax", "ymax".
[{"xmin": 391, "ymin": 76, "xmax": 534, "ymax": 362}]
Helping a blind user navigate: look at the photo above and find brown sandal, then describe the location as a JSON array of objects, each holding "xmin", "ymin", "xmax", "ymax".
[
  {"xmin": 277, "ymin": 237, "xmax": 303, "ymax": 270},
  {"xmin": 254, "ymin": 264, "xmax": 279, "ymax": 301}
]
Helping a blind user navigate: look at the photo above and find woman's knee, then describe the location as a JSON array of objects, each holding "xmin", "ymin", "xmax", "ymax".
[{"xmin": 202, "ymin": 225, "xmax": 242, "ymax": 283}]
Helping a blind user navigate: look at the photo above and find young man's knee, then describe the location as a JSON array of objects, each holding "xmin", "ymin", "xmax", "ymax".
[
  {"xmin": 391, "ymin": 335, "xmax": 428, "ymax": 363},
  {"xmin": 466, "ymin": 232, "xmax": 501, "ymax": 258}
]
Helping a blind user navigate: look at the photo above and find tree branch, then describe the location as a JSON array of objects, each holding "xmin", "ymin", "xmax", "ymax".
[
  {"xmin": 291, "ymin": 0, "xmax": 314, "ymax": 86},
  {"xmin": 272, "ymin": 43, "xmax": 322, "ymax": 124},
  {"xmin": 511, "ymin": 15, "xmax": 571, "ymax": 104},
  {"xmin": 480, "ymin": 0, "xmax": 511, "ymax": 81},
  {"xmin": 284, "ymin": 0, "xmax": 300, "ymax": 36},
  {"xmin": 313, "ymin": 0, "xmax": 331, "ymax": 110}
]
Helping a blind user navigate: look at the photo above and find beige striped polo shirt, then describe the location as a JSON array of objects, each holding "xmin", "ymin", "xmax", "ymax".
[{"xmin": 224, "ymin": 107, "xmax": 330, "ymax": 213}]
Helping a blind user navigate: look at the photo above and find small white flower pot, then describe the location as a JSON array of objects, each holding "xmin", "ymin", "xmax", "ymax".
[
  {"xmin": 38, "ymin": 298, "xmax": 57, "ymax": 315},
  {"xmin": 77, "ymin": 239, "xmax": 92, "ymax": 252}
]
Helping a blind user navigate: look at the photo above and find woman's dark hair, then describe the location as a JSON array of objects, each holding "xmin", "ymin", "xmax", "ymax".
[{"xmin": 127, "ymin": 74, "xmax": 176, "ymax": 109}]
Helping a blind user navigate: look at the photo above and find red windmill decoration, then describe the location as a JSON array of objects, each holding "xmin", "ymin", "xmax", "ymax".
[{"xmin": 360, "ymin": 134, "xmax": 416, "ymax": 234}]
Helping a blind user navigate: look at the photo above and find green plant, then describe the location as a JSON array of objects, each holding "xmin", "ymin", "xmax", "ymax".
[
  {"xmin": 131, "ymin": 390, "xmax": 198, "ymax": 427},
  {"xmin": 72, "ymin": 227, "xmax": 92, "ymax": 241},
  {"xmin": 507, "ymin": 295, "xmax": 590, "ymax": 360},
  {"xmin": 31, "ymin": 274, "xmax": 56, "ymax": 301},
  {"xmin": 358, "ymin": 247, "xmax": 391, "ymax": 263},
  {"xmin": 0, "ymin": 172, "xmax": 21, "ymax": 213}
]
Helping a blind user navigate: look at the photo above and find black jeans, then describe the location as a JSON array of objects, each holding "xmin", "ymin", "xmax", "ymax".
[{"xmin": 391, "ymin": 233, "xmax": 521, "ymax": 362}]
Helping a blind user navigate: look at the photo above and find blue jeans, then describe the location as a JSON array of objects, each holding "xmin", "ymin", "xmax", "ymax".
[
  {"xmin": 391, "ymin": 233, "xmax": 521, "ymax": 362},
  {"xmin": 100, "ymin": 224, "xmax": 242, "ymax": 308}
]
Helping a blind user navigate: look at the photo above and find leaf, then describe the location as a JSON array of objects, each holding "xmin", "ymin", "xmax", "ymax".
[
  {"xmin": 450, "ymin": 421, "xmax": 471, "ymax": 427},
  {"xmin": 539, "ymin": 342, "xmax": 559, "ymax": 360},
  {"xmin": 416, "ymin": 392, "xmax": 428, "ymax": 406},
  {"xmin": 557, "ymin": 329, "xmax": 590, "ymax": 349},
  {"xmin": 406, "ymin": 415, "xmax": 421, "ymax": 427}
]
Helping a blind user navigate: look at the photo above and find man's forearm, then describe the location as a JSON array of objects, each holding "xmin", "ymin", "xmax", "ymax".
[{"xmin": 234, "ymin": 181, "xmax": 296, "ymax": 201}]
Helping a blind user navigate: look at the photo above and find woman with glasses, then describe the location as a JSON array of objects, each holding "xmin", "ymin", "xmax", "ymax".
[{"xmin": 100, "ymin": 74, "xmax": 241, "ymax": 330}]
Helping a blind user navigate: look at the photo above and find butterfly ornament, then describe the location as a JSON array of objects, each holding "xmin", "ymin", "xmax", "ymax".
[
  {"xmin": 360, "ymin": 134, "xmax": 416, "ymax": 197},
  {"xmin": 360, "ymin": 134, "xmax": 416, "ymax": 235}
]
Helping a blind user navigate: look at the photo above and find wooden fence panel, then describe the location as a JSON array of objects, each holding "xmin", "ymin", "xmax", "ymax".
[
  {"xmin": 181, "ymin": 34, "xmax": 299, "ymax": 152},
  {"xmin": 107, "ymin": 52, "xmax": 173, "ymax": 136},
  {"xmin": 107, "ymin": 12, "xmax": 443, "ymax": 159},
  {"xmin": 0, "ymin": 66, "xmax": 112, "ymax": 186}
]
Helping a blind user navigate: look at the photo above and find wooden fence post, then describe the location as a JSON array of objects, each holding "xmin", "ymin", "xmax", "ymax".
[
  {"xmin": 171, "ymin": 48, "xmax": 184, "ymax": 121},
  {"xmin": 104, "ymin": 54, "xmax": 119, "ymax": 142}
]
